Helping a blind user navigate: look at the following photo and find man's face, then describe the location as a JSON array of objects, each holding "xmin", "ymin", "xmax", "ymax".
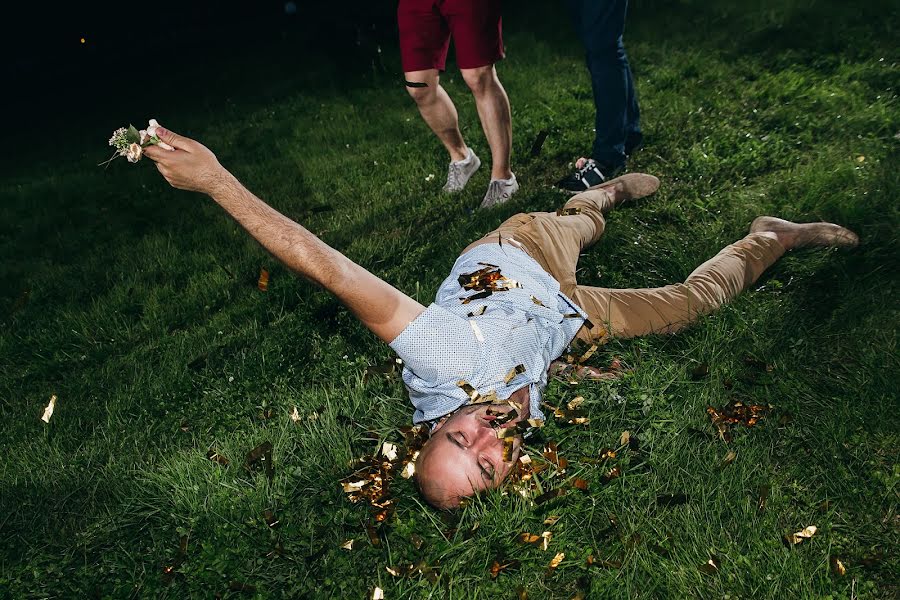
[{"xmin": 415, "ymin": 403, "xmax": 525, "ymax": 508}]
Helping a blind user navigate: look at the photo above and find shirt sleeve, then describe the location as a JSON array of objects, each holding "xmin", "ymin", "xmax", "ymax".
[{"xmin": 389, "ymin": 303, "xmax": 478, "ymax": 384}]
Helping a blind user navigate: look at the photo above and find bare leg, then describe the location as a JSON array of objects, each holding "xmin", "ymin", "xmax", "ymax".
[
  {"xmin": 461, "ymin": 65, "xmax": 513, "ymax": 180},
  {"xmin": 405, "ymin": 69, "xmax": 468, "ymax": 162}
]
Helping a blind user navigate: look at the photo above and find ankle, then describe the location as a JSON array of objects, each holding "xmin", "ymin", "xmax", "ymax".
[
  {"xmin": 491, "ymin": 169, "xmax": 513, "ymax": 181},
  {"xmin": 449, "ymin": 147, "xmax": 469, "ymax": 163}
]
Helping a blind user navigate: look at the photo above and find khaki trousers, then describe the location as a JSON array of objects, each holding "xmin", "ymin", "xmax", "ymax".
[{"xmin": 463, "ymin": 189, "xmax": 785, "ymax": 343}]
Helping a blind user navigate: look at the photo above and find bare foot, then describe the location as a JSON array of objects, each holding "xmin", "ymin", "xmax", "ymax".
[{"xmin": 750, "ymin": 216, "xmax": 859, "ymax": 250}]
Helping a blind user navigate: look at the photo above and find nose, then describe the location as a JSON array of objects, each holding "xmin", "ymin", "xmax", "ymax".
[{"xmin": 471, "ymin": 423, "xmax": 501, "ymax": 451}]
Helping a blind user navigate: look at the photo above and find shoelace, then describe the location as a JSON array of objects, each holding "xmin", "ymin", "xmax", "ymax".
[
  {"xmin": 574, "ymin": 159, "xmax": 597, "ymax": 180},
  {"xmin": 484, "ymin": 180, "xmax": 508, "ymax": 202},
  {"xmin": 446, "ymin": 161, "xmax": 466, "ymax": 189}
]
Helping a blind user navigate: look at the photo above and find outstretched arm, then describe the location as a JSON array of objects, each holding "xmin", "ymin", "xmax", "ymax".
[{"xmin": 144, "ymin": 125, "xmax": 425, "ymax": 343}]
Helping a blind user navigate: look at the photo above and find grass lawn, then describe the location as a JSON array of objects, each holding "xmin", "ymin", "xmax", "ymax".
[{"xmin": 1, "ymin": 0, "xmax": 898, "ymax": 597}]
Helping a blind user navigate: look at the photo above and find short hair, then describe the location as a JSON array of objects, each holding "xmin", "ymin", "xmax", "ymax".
[{"xmin": 414, "ymin": 437, "xmax": 462, "ymax": 510}]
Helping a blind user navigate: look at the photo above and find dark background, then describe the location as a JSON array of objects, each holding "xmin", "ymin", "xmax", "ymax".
[{"xmin": 3, "ymin": 1, "xmax": 400, "ymax": 140}]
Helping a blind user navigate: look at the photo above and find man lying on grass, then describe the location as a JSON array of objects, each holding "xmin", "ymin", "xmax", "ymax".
[{"xmin": 144, "ymin": 124, "xmax": 858, "ymax": 510}]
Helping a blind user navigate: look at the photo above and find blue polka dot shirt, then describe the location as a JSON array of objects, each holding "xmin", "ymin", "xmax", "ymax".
[{"xmin": 389, "ymin": 244, "xmax": 587, "ymax": 424}]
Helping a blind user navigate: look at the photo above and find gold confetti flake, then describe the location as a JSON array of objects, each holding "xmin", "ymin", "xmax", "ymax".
[
  {"xmin": 599, "ymin": 448, "xmax": 616, "ymax": 460},
  {"xmin": 830, "ymin": 556, "xmax": 847, "ymax": 576},
  {"xmin": 502, "ymin": 438, "xmax": 515, "ymax": 462},
  {"xmin": 490, "ymin": 559, "xmax": 521, "ymax": 579},
  {"xmin": 567, "ymin": 396, "xmax": 585, "ymax": 410},
  {"xmin": 457, "ymin": 381, "xmax": 480, "ymax": 401},
  {"xmin": 698, "ymin": 555, "xmax": 721, "ymax": 575},
  {"xmin": 400, "ymin": 452, "xmax": 418, "ymax": 479},
  {"xmin": 530, "ymin": 295, "xmax": 546, "ymax": 307},
  {"xmin": 535, "ymin": 488, "xmax": 566, "ymax": 505},
  {"xmin": 40, "ymin": 395, "xmax": 57, "ymax": 423},
  {"xmin": 340, "ymin": 539, "xmax": 357, "ymax": 550},
  {"xmin": 342, "ymin": 479, "xmax": 367, "ymax": 493},
  {"xmin": 784, "ymin": 525, "xmax": 817, "ymax": 546},
  {"xmin": 371, "ymin": 586, "xmax": 385, "ymax": 600},
  {"xmin": 577, "ymin": 344, "xmax": 598, "ymax": 363},
  {"xmin": 548, "ymin": 552, "xmax": 565, "ymax": 569},
  {"xmin": 290, "ymin": 406, "xmax": 301, "ymax": 423},
  {"xmin": 485, "ymin": 402, "xmax": 519, "ymax": 429},
  {"xmin": 496, "ymin": 427, "xmax": 516, "ymax": 440},
  {"xmin": 721, "ymin": 450, "xmax": 737, "ymax": 468},
  {"xmin": 600, "ymin": 466, "xmax": 621, "ymax": 484},
  {"xmin": 504, "ymin": 364, "xmax": 526, "ymax": 384},
  {"xmin": 257, "ymin": 267, "xmax": 269, "ymax": 292},
  {"xmin": 385, "ymin": 566, "xmax": 400, "ymax": 577},
  {"xmin": 206, "ymin": 449, "xmax": 229, "ymax": 466},
  {"xmin": 461, "ymin": 290, "xmax": 492, "ymax": 304},
  {"xmin": 458, "ymin": 265, "xmax": 522, "ymax": 299},
  {"xmin": 543, "ymin": 515, "xmax": 561, "ymax": 526},
  {"xmin": 543, "ymin": 441, "xmax": 561, "ymax": 466},
  {"xmin": 467, "ymin": 305, "xmax": 487, "ymax": 317},
  {"xmin": 619, "ymin": 430, "xmax": 631, "ymax": 446},
  {"xmin": 539, "ymin": 531, "xmax": 552, "ymax": 550},
  {"xmin": 366, "ymin": 524, "xmax": 382, "ymax": 546},
  {"xmin": 586, "ymin": 555, "xmax": 622, "ymax": 569},
  {"xmin": 381, "ymin": 442, "xmax": 398, "ymax": 461},
  {"xmin": 472, "ymin": 390, "xmax": 498, "ymax": 405},
  {"xmin": 543, "ymin": 402, "xmax": 589, "ymax": 426},
  {"xmin": 556, "ymin": 207, "xmax": 582, "ymax": 216},
  {"xmin": 519, "ymin": 532, "xmax": 540, "ymax": 545},
  {"xmin": 161, "ymin": 535, "xmax": 188, "ymax": 585},
  {"xmin": 246, "ymin": 441, "xmax": 274, "ymax": 481},
  {"xmin": 707, "ymin": 400, "xmax": 771, "ymax": 441}
]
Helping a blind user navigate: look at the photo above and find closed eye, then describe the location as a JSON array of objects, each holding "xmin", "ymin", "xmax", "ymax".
[
  {"xmin": 480, "ymin": 459, "xmax": 496, "ymax": 481},
  {"xmin": 447, "ymin": 432, "xmax": 468, "ymax": 449}
]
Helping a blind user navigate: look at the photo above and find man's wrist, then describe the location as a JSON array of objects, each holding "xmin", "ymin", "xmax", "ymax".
[{"xmin": 206, "ymin": 168, "xmax": 237, "ymax": 199}]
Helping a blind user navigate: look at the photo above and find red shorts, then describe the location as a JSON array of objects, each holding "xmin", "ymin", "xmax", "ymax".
[{"xmin": 398, "ymin": 0, "xmax": 505, "ymax": 72}]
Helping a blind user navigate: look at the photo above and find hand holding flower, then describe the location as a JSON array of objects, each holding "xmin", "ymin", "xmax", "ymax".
[
  {"xmin": 102, "ymin": 118, "xmax": 174, "ymax": 166},
  {"xmin": 142, "ymin": 123, "xmax": 228, "ymax": 196}
]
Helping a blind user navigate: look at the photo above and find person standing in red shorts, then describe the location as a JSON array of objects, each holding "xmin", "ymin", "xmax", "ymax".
[{"xmin": 398, "ymin": 0, "xmax": 518, "ymax": 208}]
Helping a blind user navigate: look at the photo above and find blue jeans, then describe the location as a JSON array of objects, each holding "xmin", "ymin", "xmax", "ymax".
[{"xmin": 567, "ymin": 0, "xmax": 642, "ymax": 170}]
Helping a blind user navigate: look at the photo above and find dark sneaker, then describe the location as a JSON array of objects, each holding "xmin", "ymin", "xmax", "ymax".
[{"xmin": 556, "ymin": 159, "xmax": 624, "ymax": 193}]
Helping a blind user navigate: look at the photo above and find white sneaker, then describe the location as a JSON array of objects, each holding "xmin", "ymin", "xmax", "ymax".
[
  {"xmin": 443, "ymin": 148, "xmax": 481, "ymax": 193},
  {"xmin": 480, "ymin": 174, "xmax": 519, "ymax": 208}
]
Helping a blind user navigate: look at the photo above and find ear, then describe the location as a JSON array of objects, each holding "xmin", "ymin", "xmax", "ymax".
[{"xmin": 430, "ymin": 415, "xmax": 450, "ymax": 433}]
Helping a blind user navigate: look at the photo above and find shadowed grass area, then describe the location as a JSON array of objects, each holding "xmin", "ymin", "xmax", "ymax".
[{"xmin": 1, "ymin": 0, "xmax": 898, "ymax": 597}]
